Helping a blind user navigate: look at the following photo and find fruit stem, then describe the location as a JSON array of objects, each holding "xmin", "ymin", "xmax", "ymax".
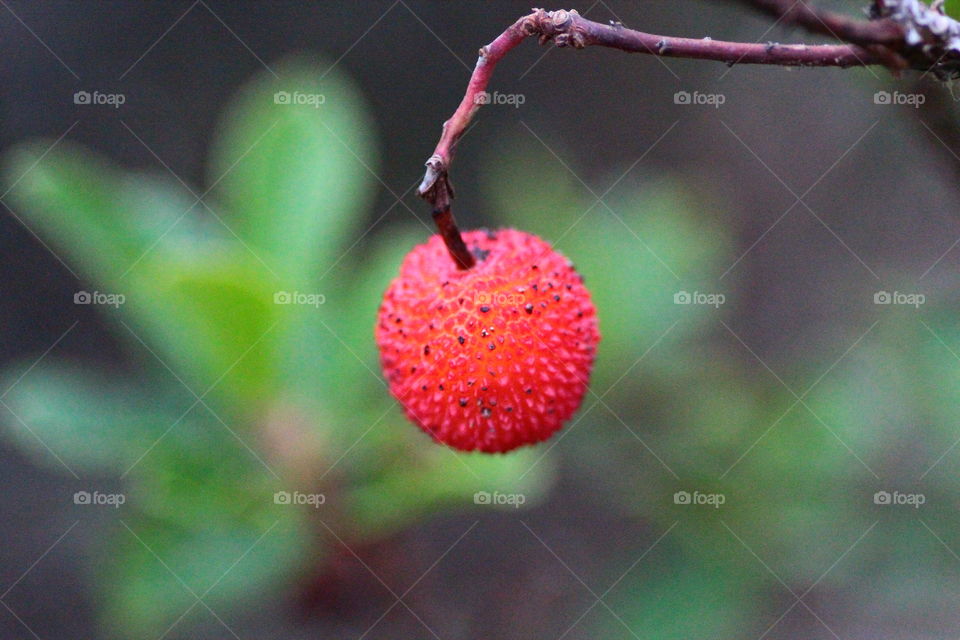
[{"xmin": 432, "ymin": 204, "xmax": 475, "ymax": 270}]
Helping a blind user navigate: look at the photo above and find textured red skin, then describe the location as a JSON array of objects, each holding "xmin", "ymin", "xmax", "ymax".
[{"xmin": 376, "ymin": 229, "xmax": 600, "ymax": 453}]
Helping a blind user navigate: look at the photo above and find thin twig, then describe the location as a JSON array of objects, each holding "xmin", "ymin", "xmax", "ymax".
[
  {"xmin": 417, "ymin": 8, "xmax": 887, "ymax": 267},
  {"xmin": 739, "ymin": 0, "xmax": 904, "ymax": 46},
  {"xmin": 736, "ymin": 0, "xmax": 910, "ymax": 69},
  {"xmin": 416, "ymin": 5, "xmax": 960, "ymax": 268}
]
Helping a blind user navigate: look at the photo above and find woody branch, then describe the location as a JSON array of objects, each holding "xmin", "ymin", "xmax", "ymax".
[{"xmin": 417, "ymin": 3, "xmax": 960, "ymax": 269}]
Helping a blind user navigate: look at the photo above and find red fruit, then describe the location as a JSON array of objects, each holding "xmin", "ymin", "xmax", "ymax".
[{"xmin": 376, "ymin": 228, "xmax": 600, "ymax": 453}]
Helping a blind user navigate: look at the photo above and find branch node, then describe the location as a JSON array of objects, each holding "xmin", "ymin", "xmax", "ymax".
[
  {"xmin": 874, "ymin": 0, "xmax": 960, "ymax": 75},
  {"xmin": 417, "ymin": 154, "xmax": 449, "ymax": 200}
]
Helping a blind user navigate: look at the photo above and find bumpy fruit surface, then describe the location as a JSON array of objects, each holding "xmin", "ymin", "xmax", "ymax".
[{"xmin": 376, "ymin": 228, "xmax": 600, "ymax": 453}]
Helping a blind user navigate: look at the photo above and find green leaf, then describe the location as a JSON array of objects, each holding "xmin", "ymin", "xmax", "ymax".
[
  {"xmin": 208, "ymin": 55, "xmax": 379, "ymax": 285},
  {"xmin": 3, "ymin": 141, "xmax": 206, "ymax": 290},
  {"xmin": 0, "ymin": 363, "xmax": 188, "ymax": 474},
  {"xmin": 99, "ymin": 420, "xmax": 308, "ymax": 638},
  {"xmin": 1, "ymin": 142, "xmax": 279, "ymax": 403},
  {"xmin": 130, "ymin": 251, "xmax": 282, "ymax": 407},
  {"xmin": 275, "ymin": 223, "xmax": 428, "ymax": 444},
  {"xmin": 101, "ymin": 508, "xmax": 305, "ymax": 638}
]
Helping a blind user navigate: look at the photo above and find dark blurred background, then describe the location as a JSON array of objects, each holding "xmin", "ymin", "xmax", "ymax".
[{"xmin": 3, "ymin": 1, "xmax": 960, "ymax": 638}]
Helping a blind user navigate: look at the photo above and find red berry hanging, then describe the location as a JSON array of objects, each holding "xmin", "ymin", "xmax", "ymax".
[{"xmin": 376, "ymin": 228, "xmax": 600, "ymax": 453}]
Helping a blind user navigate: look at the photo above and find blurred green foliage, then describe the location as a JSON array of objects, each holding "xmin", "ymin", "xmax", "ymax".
[
  {"xmin": 0, "ymin": 57, "xmax": 554, "ymax": 637},
  {"xmin": 485, "ymin": 133, "xmax": 960, "ymax": 637},
  {"xmin": 4, "ymin": 55, "xmax": 960, "ymax": 639}
]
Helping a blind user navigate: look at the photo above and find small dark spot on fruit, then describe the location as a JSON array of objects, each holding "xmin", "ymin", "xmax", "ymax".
[
  {"xmin": 481, "ymin": 407, "xmax": 492, "ymax": 418},
  {"xmin": 566, "ymin": 284, "xmax": 573, "ymax": 290},
  {"xmin": 410, "ymin": 366, "xmax": 417, "ymax": 373},
  {"xmin": 577, "ymin": 311, "xmax": 583, "ymax": 318},
  {"xmin": 429, "ymin": 323, "xmax": 434, "ymax": 330},
  {"xmin": 458, "ymin": 335, "xmax": 465, "ymax": 345},
  {"xmin": 524, "ymin": 304, "xmax": 534, "ymax": 314},
  {"xmin": 439, "ymin": 384, "xmax": 444, "ymax": 390},
  {"xmin": 505, "ymin": 406, "xmax": 513, "ymax": 412},
  {"xmin": 526, "ymin": 388, "xmax": 533, "ymax": 394},
  {"xmin": 532, "ymin": 264, "xmax": 539, "ymax": 270},
  {"xmin": 481, "ymin": 329, "xmax": 489, "ymax": 337},
  {"xmin": 421, "ymin": 385, "xmax": 428, "ymax": 391},
  {"xmin": 423, "ymin": 345, "xmax": 430, "ymax": 355},
  {"xmin": 395, "ymin": 317, "xmax": 402, "ymax": 324},
  {"xmin": 540, "ymin": 302, "xmax": 547, "ymax": 308},
  {"xmin": 459, "ymin": 398, "xmax": 468, "ymax": 407},
  {"xmin": 553, "ymin": 294, "xmax": 560, "ymax": 302},
  {"xmin": 459, "ymin": 297, "xmax": 464, "ymax": 305},
  {"xmin": 480, "ymin": 305, "xmax": 490, "ymax": 313},
  {"xmin": 488, "ymin": 342, "xmax": 495, "ymax": 351},
  {"xmin": 489, "ymin": 399, "xmax": 497, "ymax": 406},
  {"xmin": 532, "ymin": 284, "xmax": 538, "ymax": 291},
  {"xmin": 481, "ymin": 386, "xmax": 488, "ymax": 391},
  {"xmin": 467, "ymin": 380, "xmax": 474, "ymax": 386},
  {"xmin": 442, "ymin": 281, "xmax": 450, "ymax": 287},
  {"xmin": 472, "ymin": 246, "xmax": 491, "ymax": 261}
]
